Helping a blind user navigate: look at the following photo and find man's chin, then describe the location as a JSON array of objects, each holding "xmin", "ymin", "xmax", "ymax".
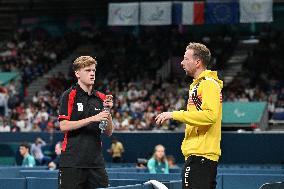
[{"xmin": 87, "ymin": 81, "xmax": 95, "ymax": 86}]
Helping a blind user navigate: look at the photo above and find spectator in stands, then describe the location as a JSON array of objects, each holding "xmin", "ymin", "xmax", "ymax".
[
  {"xmin": 10, "ymin": 119, "xmax": 20, "ymax": 132},
  {"xmin": 0, "ymin": 88, "xmax": 8, "ymax": 117},
  {"xmin": 48, "ymin": 141, "xmax": 62, "ymax": 170},
  {"xmin": 144, "ymin": 106, "xmax": 156, "ymax": 129},
  {"xmin": 147, "ymin": 144, "xmax": 169, "ymax": 174},
  {"xmin": 0, "ymin": 117, "xmax": 10, "ymax": 132},
  {"xmin": 112, "ymin": 112, "xmax": 124, "ymax": 130},
  {"xmin": 166, "ymin": 155, "xmax": 179, "ymax": 169},
  {"xmin": 31, "ymin": 137, "xmax": 51, "ymax": 165},
  {"xmin": 107, "ymin": 137, "xmax": 124, "ymax": 163},
  {"xmin": 136, "ymin": 158, "xmax": 147, "ymax": 169},
  {"xmin": 19, "ymin": 142, "xmax": 36, "ymax": 167}
]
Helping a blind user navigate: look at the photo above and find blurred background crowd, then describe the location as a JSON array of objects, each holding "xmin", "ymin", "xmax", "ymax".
[{"xmin": 0, "ymin": 25, "xmax": 284, "ymax": 133}]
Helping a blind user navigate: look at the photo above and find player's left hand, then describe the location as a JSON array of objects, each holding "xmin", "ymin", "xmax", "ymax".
[
  {"xmin": 103, "ymin": 95, "xmax": 113, "ymax": 109},
  {"xmin": 155, "ymin": 112, "xmax": 173, "ymax": 125}
]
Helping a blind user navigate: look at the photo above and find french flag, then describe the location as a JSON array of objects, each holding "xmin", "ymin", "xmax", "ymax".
[{"xmin": 173, "ymin": 1, "xmax": 205, "ymax": 25}]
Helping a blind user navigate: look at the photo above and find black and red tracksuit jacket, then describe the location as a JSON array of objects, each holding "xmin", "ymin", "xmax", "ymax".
[{"xmin": 58, "ymin": 83, "xmax": 107, "ymax": 168}]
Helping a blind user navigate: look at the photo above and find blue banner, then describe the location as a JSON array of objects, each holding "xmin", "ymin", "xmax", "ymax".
[{"xmin": 206, "ymin": 0, "xmax": 239, "ymax": 24}]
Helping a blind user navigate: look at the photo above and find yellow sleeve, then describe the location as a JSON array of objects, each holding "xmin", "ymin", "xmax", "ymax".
[{"xmin": 172, "ymin": 80, "xmax": 221, "ymax": 127}]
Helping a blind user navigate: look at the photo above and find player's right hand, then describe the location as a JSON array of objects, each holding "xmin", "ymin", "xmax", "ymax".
[{"xmin": 91, "ymin": 111, "xmax": 110, "ymax": 122}]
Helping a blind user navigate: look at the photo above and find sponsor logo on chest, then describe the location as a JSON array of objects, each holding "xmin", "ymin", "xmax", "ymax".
[{"xmin": 77, "ymin": 103, "xmax": 83, "ymax": 111}]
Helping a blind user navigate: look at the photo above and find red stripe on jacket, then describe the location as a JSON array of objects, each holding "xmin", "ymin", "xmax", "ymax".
[
  {"xmin": 62, "ymin": 89, "xmax": 77, "ymax": 152},
  {"xmin": 96, "ymin": 91, "xmax": 106, "ymax": 101}
]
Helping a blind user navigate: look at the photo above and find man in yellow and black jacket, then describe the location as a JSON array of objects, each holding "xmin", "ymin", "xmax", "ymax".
[{"xmin": 156, "ymin": 42, "xmax": 223, "ymax": 189}]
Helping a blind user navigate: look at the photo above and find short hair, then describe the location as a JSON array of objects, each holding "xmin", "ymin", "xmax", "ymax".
[
  {"xmin": 186, "ymin": 42, "xmax": 211, "ymax": 67},
  {"xmin": 20, "ymin": 142, "xmax": 30, "ymax": 149},
  {"xmin": 73, "ymin": 56, "xmax": 97, "ymax": 71},
  {"xmin": 166, "ymin": 155, "xmax": 175, "ymax": 162}
]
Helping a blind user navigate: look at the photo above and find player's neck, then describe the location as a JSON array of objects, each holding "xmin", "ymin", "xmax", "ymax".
[
  {"xmin": 78, "ymin": 81, "xmax": 93, "ymax": 95},
  {"xmin": 193, "ymin": 68, "xmax": 206, "ymax": 79}
]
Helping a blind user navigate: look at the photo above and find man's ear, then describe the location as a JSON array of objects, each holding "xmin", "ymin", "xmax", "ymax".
[
  {"xmin": 75, "ymin": 71, "xmax": 80, "ymax": 78},
  {"xmin": 195, "ymin": 59, "xmax": 201, "ymax": 67}
]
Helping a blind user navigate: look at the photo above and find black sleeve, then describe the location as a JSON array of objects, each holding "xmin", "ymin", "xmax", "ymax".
[{"xmin": 58, "ymin": 91, "xmax": 70, "ymax": 122}]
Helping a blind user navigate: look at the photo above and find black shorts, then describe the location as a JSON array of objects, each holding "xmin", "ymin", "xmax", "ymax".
[
  {"xmin": 182, "ymin": 155, "xmax": 217, "ymax": 189},
  {"xmin": 58, "ymin": 167, "xmax": 109, "ymax": 189}
]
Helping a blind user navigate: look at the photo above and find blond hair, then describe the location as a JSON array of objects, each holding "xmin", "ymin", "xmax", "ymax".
[
  {"xmin": 186, "ymin": 42, "xmax": 211, "ymax": 67},
  {"xmin": 73, "ymin": 56, "xmax": 97, "ymax": 71},
  {"xmin": 153, "ymin": 144, "xmax": 166, "ymax": 162}
]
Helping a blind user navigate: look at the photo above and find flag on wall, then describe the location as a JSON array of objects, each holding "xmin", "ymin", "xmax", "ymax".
[
  {"xmin": 206, "ymin": 0, "xmax": 239, "ymax": 24},
  {"xmin": 182, "ymin": 1, "xmax": 205, "ymax": 25},
  {"xmin": 140, "ymin": 2, "xmax": 172, "ymax": 25},
  {"xmin": 108, "ymin": 3, "xmax": 139, "ymax": 26},
  {"xmin": 240, "ymin": 0, "xmax": 273, "ymax": 23}
]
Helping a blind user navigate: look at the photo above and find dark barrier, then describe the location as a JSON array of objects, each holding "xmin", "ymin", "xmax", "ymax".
[
  {"xmin": 1, "ymin": 132, "xmax": 284, "ymax": 164},
  {"xmin": 26, "ymin": 178, "xmax": 57, "ymax": 189},
  {"xmin": 98, "ymin": 184, "xmax": 152, "ymax": 189},
  {"xmin": 0, "ymin": 166, "xmax": 47, "ymax": 178},
  {"xmin": 222, "ymin": 174, "xmax": 284, "ymax": 189},
  {"xmin": 109, "ymin": 179, "xmax": 146, "ymax": 187},
  {"xmin": 106, "ymin": 168, "xmax": 181, "ymax": 173},
  {"xmin": 1, "ymin": 168, "xmax": 284, "ymax": 189},
  {"xmin": 19, "ymin": 170, "xmax": 58, "ymax": 178},
  {"xmin": 0, "ymin": 178, "xmax": 26, "ymax": 189},
  {"xmin": 107, "ymin": 172, "xmax": 181, "ymax": 180},
  {"xmin": 107, "ymin": 168, "xmax": 148, "ymax": 173}
]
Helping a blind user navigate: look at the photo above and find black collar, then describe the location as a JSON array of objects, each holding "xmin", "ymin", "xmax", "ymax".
[{"xmin": 75, "ymin": 83, "xmax": 97, "ymax": 97}]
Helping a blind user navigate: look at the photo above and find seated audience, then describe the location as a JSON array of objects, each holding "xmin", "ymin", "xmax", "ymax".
[{"xmin": 147, "ymin": 144, "xmax": 169, "ymax": 174}]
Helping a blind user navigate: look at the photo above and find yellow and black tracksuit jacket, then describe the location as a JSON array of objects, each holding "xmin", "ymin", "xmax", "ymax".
[{"xmin": 173, "ymin": 70, "xmax": 223, "ymax": 162}]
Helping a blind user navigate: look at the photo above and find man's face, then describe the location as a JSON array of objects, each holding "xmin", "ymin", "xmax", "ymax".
[
  {"xmin": 181, "ymin": 49, "xmax": 198, "ymax": 77},
  {"xmin": 75, "ymin": 64, "xmax": 96, "ymax": 86},
  {"xmin": 19, "ymin": 146, "xmax": 28, "ymax": 156}
]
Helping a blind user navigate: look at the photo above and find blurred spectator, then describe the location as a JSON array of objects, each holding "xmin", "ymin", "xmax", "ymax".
[
  {"xmin": 0, "ymin": 117, "xmax": 10, "ymax": 132},
  {"xmin": 19, "ymin": 142, "xmax": 36, "ymax": 167},
  {"xmin": 31, "ymin": 137, "xmax": 51, "ymax": 165},
  {"xmin": 136, "ymin": 158, "xmax": 147, "ymax": 169},
  {"xmin": 166, "ymin": 155, "xmax": 179, "ymax": 169},
  {"xmin": 147, "ymin": 144, "xmax": 169, "ymax": 174},
  {"xmin": 0, "ymin": 88, "xmax": 8, "ymax": 117},
  {"xmin": 107, "ymin": 137, "xmax": 124, "ymax": 163},
  {"xmin": 10, "ymin": 120, "xmax": 20, "ymax": 132},
  {"xmin": 48, "ymin": 141, "xmax": 62, "ymax": 170}
]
